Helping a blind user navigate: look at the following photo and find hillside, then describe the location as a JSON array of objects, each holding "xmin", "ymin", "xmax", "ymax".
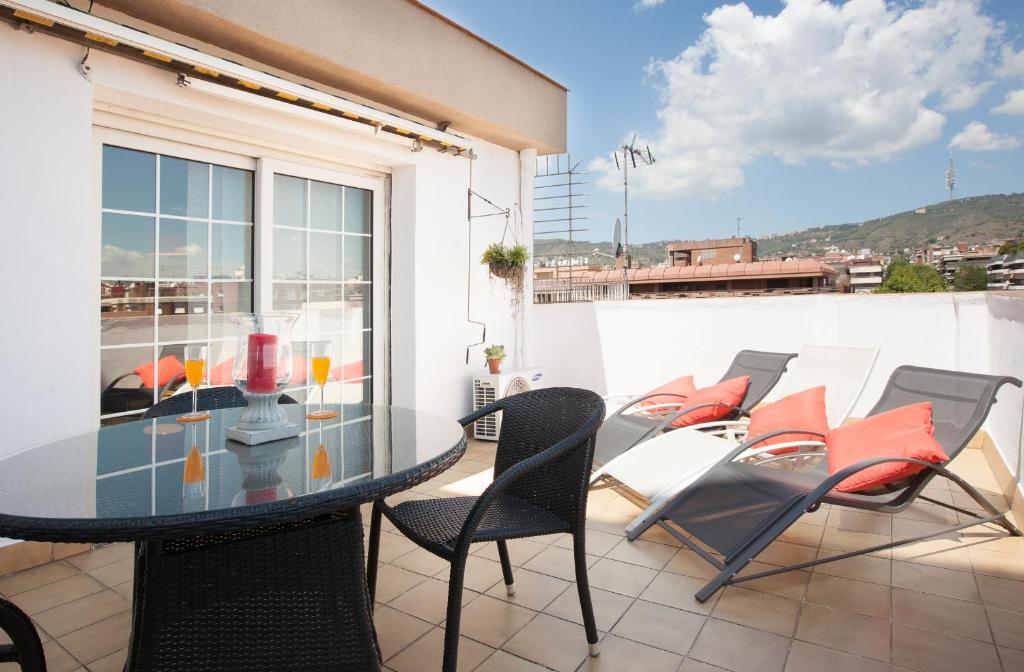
[
  {"xmin": 535, "ymin": 193, "xmax": 1024, "ymax": 267},
  {"xmin": 757, "ymin": 193, "xmax": 1024, "ymax": 257}
]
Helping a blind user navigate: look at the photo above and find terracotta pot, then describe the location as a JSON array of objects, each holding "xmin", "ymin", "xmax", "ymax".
[{"xmin": 487, "ymin": 358, "xmax": 503, "ymax": 374}]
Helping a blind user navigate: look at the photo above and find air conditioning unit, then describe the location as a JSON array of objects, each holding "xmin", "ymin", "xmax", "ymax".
[{"xmin": 472, "ymin": 368, "xmax": 545, "ymax": 440}]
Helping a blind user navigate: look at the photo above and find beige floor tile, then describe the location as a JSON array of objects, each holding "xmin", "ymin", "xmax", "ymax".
[
  {"xmin": 484, "ymin": 568, "xmax": 570, "ymax": 612},
  {"xmin": 891, "ymin": 622, "xmax": 1001, "ymax": 672},
  {"xmin": 998, "ymin": 646, "xmax": 1024, "ymax": 671},
  {"xmin": 827, "ymin": 509, "xmax": 892, "ymax": 536},
  {"xmin": 963, "ymin": 530, "xmax": 1024, "ymax": 556},
  {"xmin": 86, "ymin": 648, "xmax": 127, "ymax": 672},
  {"xmin": 386, "ymin": 627, "xmax": 493, "ymax": 672},
  {"xmin": 891, "ymin": 561, "xmax": 980, "ymax": 602},
  {"xmin": 374, "ymin": 531, "xmax": 420, "ymax": 563},
  {"xmin": 111, "ymin": 581, "xmax": 133, "ymax": 600},
  {"xmin": 986, "ymin": 605, "xmax": 1024, "ymax": 650},
  {"xmin": 578, "ymin": 634, "xmax": 683, "ymax": 671},
  {"xmin": 778, "ymin": 522, "xmax": 824, "ymax": 548},
  {"xmin": 889, "ymin": 537, "xmax": 974, "ymax": 571},
  {"xmin": 611, "ymin": 599, "xmax": 705, "ymax": 655},
  {"xmin": 969, "ymin": 546, "xmax": 1024, "ymax": 582},
  {"xmin": 664, "ymin": 548, "xmax": 720, "ymax": 580},
  {"xmin": 689, "ymin": 618, "xmax": 790, "ymax": 672},
  {"xmin": 0, "ymin": 562, "xmax": 79, "ymax": 597},
  {"xmin": 543, "ymin": 585, "xmax": 634, "ymax": 632},
  {"xmin": 604, "ymin": 538, "xmax": 678, "ymax": 570},
  {"xmin": 57, "ymin": 611, "xmax": 131, "ymax": 665},
  {"xmin": 586, "ymin": 558, "xmax": 659, "ymax": 598},
  {"xmin": 555, "ymin": 529, "xmax": 622, "ymax": 557},
  {"xmin": 391, "ymin": 546, "xmax": 451, "ymax": 577},
  {"xmin": 805, "ymin": 574, "xmax": 891, "ymax": 619},
  {"xmin": 756, "ymin": 541, "xmax": 818, "ymax": 567},
  {"xmin": 712, "ymin": 586, "xmax": 800, "ymax": 637},
  {"xmin": 820, "ymin": 528, "xmax": 893, "ymax": 556},
  {"xmin": 522, "ymin": 545, "xmax": 598, "ymax": 583},
  {"xmin": 812, "ymin": 550, "xmax": 891, "ymax": 585},
  {"xmin": 733, "ymin": 562, "xmax": 810, "ymax": 601},
  {"xmin": 33, "ymin": 589, "xmax": 129, "ymax": 639},
  {"xmin": 892, "ymin": 587, "xmax": 991, "ymax": 642},
  {"xmin": 372, "ymin": 564, "xmax": 427, "ymax": 604},
  {"xmin": 679, "ymin": 658, "xmax": 730, "ymax": 671},
  {"xmin": 501, "ymin": 613, "xmax": 591, "ymax": 672},
  {"xmin": 794, "ymin": 603, "xmax": 891, "ymax": 662},
  {"xmin": 66, "ymin": 545, "xmax": 131, "ymax": 572},
  {"xmin": 901, "ymin": 500, "xmax": 958, "ymax": 525},
  {"xmin": 891, "ymin": 516, "xmax": 958, "ymax": 540},
  {"xmin": 474, "ymin": 539, "xmax": 549, "ymax": 566},
  {"xmin": 374, "ymin": 605, "xmax": 433, "ymax": 661},
  {"xmin": 475, "ymin": 650, "xmax": 550, "ymax": 672},
  {"xmin": 38, "ymin": 641, "xmax": 80, "ymax": 672},
  {"xmin": 387, "ymin": 577, "xmax": 478, "ymax": 624},
  {"xmin": 975, "ymin": 573, "xmax": 1024, "ymax": 612},
  {"xmin": 457, "ymin": 595, "xmax": 536, "ymax": 648},
  {"xmin": 784, "ymin": 640, "xmax": 890, "ymax": 672},
  {"xmin": 12, "ymin": 574, "xmax": 105, "ymax": 616},
  {"xmin": 435, "ymin": 555, "xmax": 505, "ymax": 593},
  {"xmin": 86, "ymin": 558, "xmax": 133, "ymax": 588},
  {"xmin": 638, "ymin": 571, "xmax": 719, "ymax": 615}
]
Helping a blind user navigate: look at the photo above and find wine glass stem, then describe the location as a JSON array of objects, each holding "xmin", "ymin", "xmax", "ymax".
[
  {"xmin": 319, "ymin": 384, "xmax": 325, "ymax": 412},
  {"xmin": 192, "ymin": 386, "xmax": 198, "ymax": 415}
]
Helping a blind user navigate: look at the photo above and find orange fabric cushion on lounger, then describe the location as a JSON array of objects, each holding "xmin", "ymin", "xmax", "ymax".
[
  {"xmin": 667, "ymin": 375, "xmax": 750, "ymax": 428},
  {"xmin": 746, "ymin": 386, "xmax": 829, "ymax": 455},
  {"xmin": 134, "ymin": 355, "xmax": 186, "ymax": 389},
  {"xmin": 826, "ymin": 402, "xmax": 949, "ymax": 493},
  {"xmin": 636, "ymin": 375, "xmax": 697, "ymax": 409}
]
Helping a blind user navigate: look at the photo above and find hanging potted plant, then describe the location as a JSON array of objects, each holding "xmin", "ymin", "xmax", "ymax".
[
  {"xmin": 481, "ymin": 242, "xmax": 529, "ymax": 312},
  {"xmin": 483, "ymin": 344, "xmax": 507, "ymax": 374}
]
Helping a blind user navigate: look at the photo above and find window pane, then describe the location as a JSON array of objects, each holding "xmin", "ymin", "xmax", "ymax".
[
  {"xmin": 310, "ymin": 180, "xmax": 343, "ymax": 231},
  {"xmin": 310, "ymin": 231, "xmax": 343, "ymax": 281},
  {"xmin": 344, "ymin": 186, "xmax": 370, "ymax": 234},
  {"xmin": 212, "ymin": 224, "xmax": 251, "ymax": 279},
  {"xmin": 307, "ymin": 284, "xmax": 344, "ymax": 334},
  {"xmin": 208, "ymin": 338, "xmax": 240, "ymax": 386},
  {"xmin": 273, "ymin": 283, "xmax": 307, "ymax": 312},
  {"xmin": 273, "ymin": 229, "xmax": 306, "ymax": 280},
  {"xmin": 343, "ymin": 234, "xmax": 371, "ymax": 282},
  {"xmin": 345, "ymin": 283, "xmax": 371, "ymax": 331},
  {"xmin": 102, "ymin": 146, "xmax": 155, "ymax": 213},
  {"xmin": 159, "ymin": 220, "xmax": 208, "ymax": 279},
  {"xmin": 212, "ymin": 166, "xmax": 253, "ymax": 222},
  {"xmin": 158, "ymin": 281, "xmax": 208, "ymax": 342},
  {"xmin": 100, "ymin": 346, "xmax": 154, "ymax": 415},
  {"xmin": 160, "ymin": 156, "xmax": 209, "ymax": 218},
  {"xmin": 211, "ymin": 282, "xmax": 251, "ymax": 339},
  {"xmin": 101, "ymin": 281, "xmax": 154, "ymax": 346},
  {"xmin": 274, "ymin": 175, "xmax": 306, "ymax": 228},
  {"xmin": 102, "ymin": 213, "xmax": 154, "ymax": 278},
  {"xmin": 155, "ymin": 343, "xmax": 188, "ymax": 395}
]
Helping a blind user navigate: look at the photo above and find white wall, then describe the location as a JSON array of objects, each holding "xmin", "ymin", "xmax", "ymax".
[
  {"xmin": 533, "ymin": 292, "xmax": 1023, "ymax": 487},
  {"xmin": 0, "ymin": 29, "xmax": 95, "ymax": 453}
]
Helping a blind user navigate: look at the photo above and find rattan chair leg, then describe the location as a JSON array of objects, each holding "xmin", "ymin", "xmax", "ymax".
[
  {"xmin": 441, "ymin": 553, "xmax": 470, "ymax": 672},
  {"xmin": 366, "ymin": 501, "xmax": 384, "ymax": 604},
  {"xmin": 0, "ymin": 597, "xmax": 46, "ymax": 671},
  {"xmin": 572, "ymin": 532, "xmax": 600, "ymax": 656},
  {"xmin": 496, "ymin": 540, "xmax": 516, "ymax": 595}
]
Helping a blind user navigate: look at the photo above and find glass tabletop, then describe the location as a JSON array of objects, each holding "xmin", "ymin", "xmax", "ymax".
[{"xmin": 0, "ymin": 404, "xmax": 466, "ymax": 541}]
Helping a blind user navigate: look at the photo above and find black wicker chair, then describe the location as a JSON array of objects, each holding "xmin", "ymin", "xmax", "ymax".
[
  {"xmin": 0, "ymin": 597, "xmax": 46, "ymax": 671},
  {"xmin": 141, "ymin": 386, "xmax": 298, "ymax": 419},
  {"xmin": 366, "ymin": 388, "xmax": 606, "ymax": 672}
]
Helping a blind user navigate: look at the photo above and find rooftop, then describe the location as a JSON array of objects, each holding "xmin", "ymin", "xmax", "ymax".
[{"xmin": 584, "ymin": 260, "xmax": 838, "ymax": 285}]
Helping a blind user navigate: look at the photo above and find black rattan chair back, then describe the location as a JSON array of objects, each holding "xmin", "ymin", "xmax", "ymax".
[
  {"xmin": 493, "ymin": 387, "xmax": 606, "ymax": 526},
  {"xmin": 0, "ymin": 597, "xmax": 46, "ymax": 671},
  {"xmin": 142, "ymin": 386, "xmax": 298, "ymax": 419},
  {"xmin": 718, "ymin": 350, "xmax": 798, "ymax": 411}
]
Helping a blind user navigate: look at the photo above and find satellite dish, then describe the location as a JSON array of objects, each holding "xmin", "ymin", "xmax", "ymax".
[
  {"xmin": 696, "ymin": 255, "xmax": 703, "ymax": 266},
  {"xmin": 612, "ymin": 218, "xmax": 623, "ymax": 258},
  {"xmin": 734, "ymin": 253, "xmax": 741, "ymax": 263}
]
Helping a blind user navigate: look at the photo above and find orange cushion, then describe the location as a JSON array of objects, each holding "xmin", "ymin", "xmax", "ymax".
[
  {"xmin": 637, "ymin": 375, "xmax": 697, "ymax": 409},
  {"xmin": 668, "ymin": 376, "xmax": 750, "ymax": 428},
  {"xmin": 134, "ymin": 355, "xmax": 185, "ymax": 389},
  {"xmin": 827, "ymin": 402, "xmax": 949, "ymax": 493},
  {"xmin": 747, "ymin": 387, "xmax": 829, "ymax": 455}
]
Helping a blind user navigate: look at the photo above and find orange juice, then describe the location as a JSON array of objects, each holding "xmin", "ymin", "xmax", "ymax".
[
  {"xmin": 311, "ymin": 356, "xmax": 331, "ymax": 386},
  {"xmin": 185, "ymin": 359, "xmax": 206, "ymax": 387}
]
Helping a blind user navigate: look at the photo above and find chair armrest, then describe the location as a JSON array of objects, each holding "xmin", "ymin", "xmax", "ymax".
[
  {"xmin": 458, "ymin": 399, "xmax": 505, "ymax": 427},
  {"xmin": 735, "ymin": 441, "xmax": 827, "ymax": 461},
  {"xmin": 662, "ymin": 403, "xmax": 749, "ymax": 427},
  {"xmin": 608, "ymin": 392, "xmax": 690, "ymax": 419},
  {"xmin": 804, "ymin": 456, "xmax": 948, "ymax": 503},
  {"xmin": 101, "ymin": 372, "xmax": 140, "ymax": 396}
]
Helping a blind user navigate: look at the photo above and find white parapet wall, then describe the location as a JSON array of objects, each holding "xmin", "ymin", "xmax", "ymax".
[{"xmin": 532, "ymin": 292, "xmax": 1024, "ymax": 493}]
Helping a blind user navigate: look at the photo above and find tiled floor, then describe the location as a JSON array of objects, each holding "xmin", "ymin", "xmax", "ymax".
[{"xmin": 2, "ymin": 439, "xmax": 1023, "ymax": 671}]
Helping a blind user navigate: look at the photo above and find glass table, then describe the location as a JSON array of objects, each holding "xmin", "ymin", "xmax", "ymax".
[{"xmin": 0, "ymin": 404, "xmax": 467, "ymax": 671}]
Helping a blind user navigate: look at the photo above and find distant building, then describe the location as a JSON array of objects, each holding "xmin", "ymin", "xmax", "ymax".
[
  {"xmin": 667, "ymin": 237, "xmax": 756, "ymax": 267},
  {"xmin": 847, "ymin": 259, "xmax": 884, "ymax": 293},
  {"xmin": 932, "ymin": 243, "xmax": 1001, "ymax": 282},
  {"xmin": 987, "ymin": 254, "xmax": 1024, "ymax": 290}
]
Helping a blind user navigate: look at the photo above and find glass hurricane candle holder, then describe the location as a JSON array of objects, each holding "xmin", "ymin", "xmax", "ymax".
[{"xmin": 227, "ymin": 312, "xmax": 301, "ymax": 444}]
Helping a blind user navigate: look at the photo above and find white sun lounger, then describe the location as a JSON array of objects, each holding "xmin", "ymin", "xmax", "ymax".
[{"xmin": 592, "ymin": 344, "xmax": 879, "ymax": 541}]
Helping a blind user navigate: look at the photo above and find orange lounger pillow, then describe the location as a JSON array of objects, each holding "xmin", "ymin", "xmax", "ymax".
[
  {"xmin": 667, "ymin": 376, "xmax": 750, "ymax": 428},
  {"xmin": 746, "ymin": 386, "xmax": 829, "ymax": 454}
]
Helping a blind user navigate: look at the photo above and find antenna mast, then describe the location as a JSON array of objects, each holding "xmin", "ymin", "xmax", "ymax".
[
  {"xmin": 946, "ymin": 151, "xmax": 956, "ymax": 201},
  {"xmin": 612, "ymin": 136, "xmax": 655, "ymax": 295}
]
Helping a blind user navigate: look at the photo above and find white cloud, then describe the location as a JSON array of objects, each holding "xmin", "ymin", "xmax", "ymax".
[
  {"xmin": 593, "ymin": 0, "xmax": 1006, "ymax": 199},
  {"xmin": 634, "ymin": 0, "xmax": 666, "ymax": 9},
  {"xmin": 949, "ymin": 121, "xmax": 1020, "ymax": 151},
  {"xmin": 997, "ymin": 45, "xmax": 1024, "ymax": 77},
  {"xmin": 993, "ymin": 90, "xmax": 1024, "ymax": 115}
]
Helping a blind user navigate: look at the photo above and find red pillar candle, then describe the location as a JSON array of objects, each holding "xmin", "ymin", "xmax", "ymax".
[{"xmin": 246, "ymin": 333, "xmax": 278, "ymax": 393}]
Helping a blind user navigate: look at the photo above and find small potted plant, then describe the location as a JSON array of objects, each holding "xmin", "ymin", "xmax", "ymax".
[
  {"xmin": 483, "ymin": 344, "xmax": 506, "ymax": 374},
  {"xmin": 481, "ymin": 243, "xmax": 529, "ymax": 313}
]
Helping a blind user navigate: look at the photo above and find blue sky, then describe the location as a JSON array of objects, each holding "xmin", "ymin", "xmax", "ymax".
[{"xmin": 425, "ymin": 0, "xmax": 1024, "ymax": 244}]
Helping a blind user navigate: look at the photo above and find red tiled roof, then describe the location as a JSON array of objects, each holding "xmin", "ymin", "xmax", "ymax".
[{"xmin": 581, "ymin": 261, "xmax": 838, "ymax": 285}]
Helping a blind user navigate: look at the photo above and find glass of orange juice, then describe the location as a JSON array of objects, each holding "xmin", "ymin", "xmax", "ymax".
[
  {"xmin": 179, "ymin": 344, "xmax": 210, "ymax": 422},
  {"xmin": 306, "ymin": 341, "xmax": 338, "ymax": 420}
]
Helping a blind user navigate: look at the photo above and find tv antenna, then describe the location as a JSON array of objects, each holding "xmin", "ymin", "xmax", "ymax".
[
  {"xmin": 736, "ymin": 216, "xmax": 743, "ymax": 238},
  {"xmin": 946, "ymin": 151, "xmax": 956, "ymax": 201},
  {"xmin": 612, "ymin": 135, "xmax": 655, "ymax": 276}
]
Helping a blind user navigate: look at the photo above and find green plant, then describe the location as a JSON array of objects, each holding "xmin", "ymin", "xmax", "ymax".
[
  {"xmin": 482, "ymin": 243, "xmax": 529, "ymax": 312},
  {"xmin": 875, "ymin": 263, "xmax": 948, "ymax": 293},
  {"xmin": 998, "ymin": 240, "xmax": 1024, "ymax": 255},
  {"xmin": 952, "ymin": 266, "xmax": 989, "ymax": 292},
  {"xmin": 483, "ymin": 344, "xmax": 506, "ymax": 361}
]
